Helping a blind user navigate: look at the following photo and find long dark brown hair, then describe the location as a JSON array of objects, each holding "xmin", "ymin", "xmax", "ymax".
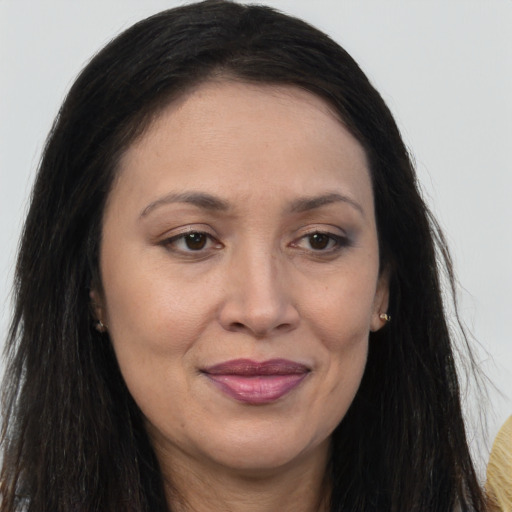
[{"xmin": 1, "ymin": 1, "xmax": 486, "ymax": 510}]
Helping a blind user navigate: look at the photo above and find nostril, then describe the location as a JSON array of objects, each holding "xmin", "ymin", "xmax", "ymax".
[
  {"xmin": 219, "ymin": 298, "xmax": 300, "ymax": 337},
  {"xmin": 227, "ymin": 320, "xmax": 295, "ymax": 337}
]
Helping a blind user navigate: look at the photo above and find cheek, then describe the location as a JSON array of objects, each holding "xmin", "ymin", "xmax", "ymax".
[
  {"xmin": 98, "ymin": 257, "xmax": 219, "ymax": 415},
  {"xmin": 313, "ymin": 295, "xmax": 369, "ymax": 401},
  {"xmin": 314, "ymin": 326, "xmax": 369, "ymax": 441},
  {"xmin": 303, "ymin": 326, "xmax": 369, "ymax": 448},
  {"xmin": 297, "ymin": 267, "xmax": 374, "ymax": 429},
  {"xmin": 102, "ymin": 257, "xmax": 213, "ymax": 351},
  {"xmin": 101, "ymin": 270, "xmax": 209, "ymax": 425},
  {"xmin": 301, "ymin": 267, "xmax": 378, "ymax": 349}
]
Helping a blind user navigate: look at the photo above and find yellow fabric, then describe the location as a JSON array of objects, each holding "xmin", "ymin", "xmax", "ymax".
[{"xmin": 486, "ymin": 415, "xmax": 512, "ymax": 512}]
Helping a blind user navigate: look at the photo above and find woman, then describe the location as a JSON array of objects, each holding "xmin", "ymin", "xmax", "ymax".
[{"xmin": 0, "ymin": 1, "xmax": 487, "ymax": 510}]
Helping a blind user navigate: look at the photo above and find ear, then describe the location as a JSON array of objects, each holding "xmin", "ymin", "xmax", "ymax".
[
  {"xmin": 89, "ymin": 288, "xmax": 108, "ymax": 332},
  {"xmin": 370, "ymin": 268, "xmax": 390, "ymax": 332}
]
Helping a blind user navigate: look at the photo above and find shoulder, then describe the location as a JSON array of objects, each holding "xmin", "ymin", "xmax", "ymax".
[{"xmin": 486, "ymin": 415, "xmax": 512, "ymax": 512}]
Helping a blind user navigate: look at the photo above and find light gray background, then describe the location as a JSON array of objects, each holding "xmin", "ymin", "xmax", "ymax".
[{"xmin": 1, "ymin": 0, "xmax": 511, "ymax": 469}]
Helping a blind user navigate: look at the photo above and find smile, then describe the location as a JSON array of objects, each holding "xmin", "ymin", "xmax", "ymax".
[{"xmin": 202, "ymin": 359, "xmax": 310, "ymax": 405}]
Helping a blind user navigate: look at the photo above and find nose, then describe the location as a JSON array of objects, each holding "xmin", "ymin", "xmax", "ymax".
[{"xmin": 217, "ymin": 248, "xmax": 300, "ymax": 338}]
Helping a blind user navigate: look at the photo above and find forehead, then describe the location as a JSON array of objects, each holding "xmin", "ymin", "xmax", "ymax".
[{"xmin": 111, "ymin": 80, "xmax": 373, "ymax": 219}]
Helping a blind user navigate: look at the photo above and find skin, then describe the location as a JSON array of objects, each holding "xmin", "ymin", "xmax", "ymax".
[{"xmin": 93, "ymin": 81, "xmax": 389, "ymax": 512}]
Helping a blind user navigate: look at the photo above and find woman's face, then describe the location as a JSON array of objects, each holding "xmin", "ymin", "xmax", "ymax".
[{"xmin": 94, "ymin": 81, "xmax": 388, "ymax": 479}]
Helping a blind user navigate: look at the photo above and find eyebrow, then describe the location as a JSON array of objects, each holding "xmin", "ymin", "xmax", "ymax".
[
  {"xmin": 140, "ymin": 192, "xmax": 230, "ymax": 218},
  {"xmin": 288, "ymin": 192, "xmax": 365, "ymax": 217},
  {"xmin": 139, "ymin": 190, "xmax": 364, "ymax": 219}
]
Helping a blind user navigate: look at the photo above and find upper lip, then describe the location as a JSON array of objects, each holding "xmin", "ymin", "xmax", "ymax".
[{"xmin": 202, "ymin": 358, "xmax": 310, "ymax": 376}]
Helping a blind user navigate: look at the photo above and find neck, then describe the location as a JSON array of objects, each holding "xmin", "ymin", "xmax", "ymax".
[{"xmin": 158, "ymin": 441, "xmax": 331, "ymax": 512}]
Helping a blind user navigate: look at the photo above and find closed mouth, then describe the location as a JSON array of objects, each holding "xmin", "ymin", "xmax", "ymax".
[{"xmin": 202, "ymin": 358, "xmax": 310, "ymax": 404}]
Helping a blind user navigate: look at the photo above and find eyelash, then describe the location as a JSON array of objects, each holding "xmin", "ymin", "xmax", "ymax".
[
  {"xmin": 161, "ymin": 229, "xmax": 350, "ymax": 258},
  {"xmin": 162, "ymin": 230, "xmax": 222, "ymax": 255},
  {"xmin": 289, "ymin": 231, "xmax": 350, "ymax": 254}
]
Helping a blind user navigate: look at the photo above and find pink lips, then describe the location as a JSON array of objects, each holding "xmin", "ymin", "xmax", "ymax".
[{"xmin": 202, "ymin": 359, "xmax": 309, "ymax": 405}]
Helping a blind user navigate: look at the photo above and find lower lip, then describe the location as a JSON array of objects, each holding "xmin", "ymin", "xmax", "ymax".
[{"xmin": 205, "ymin": 373, "xmax": 308, "ymax": 404}]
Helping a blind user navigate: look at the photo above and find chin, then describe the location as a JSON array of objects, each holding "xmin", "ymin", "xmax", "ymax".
[{"xmin": 199, "ymin": 429, "xmax": 331, "ymax": 477}]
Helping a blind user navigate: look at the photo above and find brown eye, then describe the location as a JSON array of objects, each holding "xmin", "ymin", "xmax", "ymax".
[
  {"xmin": 164, "ymin": 231, "xmax": 220, "ymax": 254},
  {"xmin": 308, "ymin": 233, "xmax": 331, "ymax": 250},
  {"xmin": 290, "ymin": 230, "xmax": 347, "ymax": 254},
  {"xmin": 184, "ymin": 232, "xmax": 208, "ymax": 250}
]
